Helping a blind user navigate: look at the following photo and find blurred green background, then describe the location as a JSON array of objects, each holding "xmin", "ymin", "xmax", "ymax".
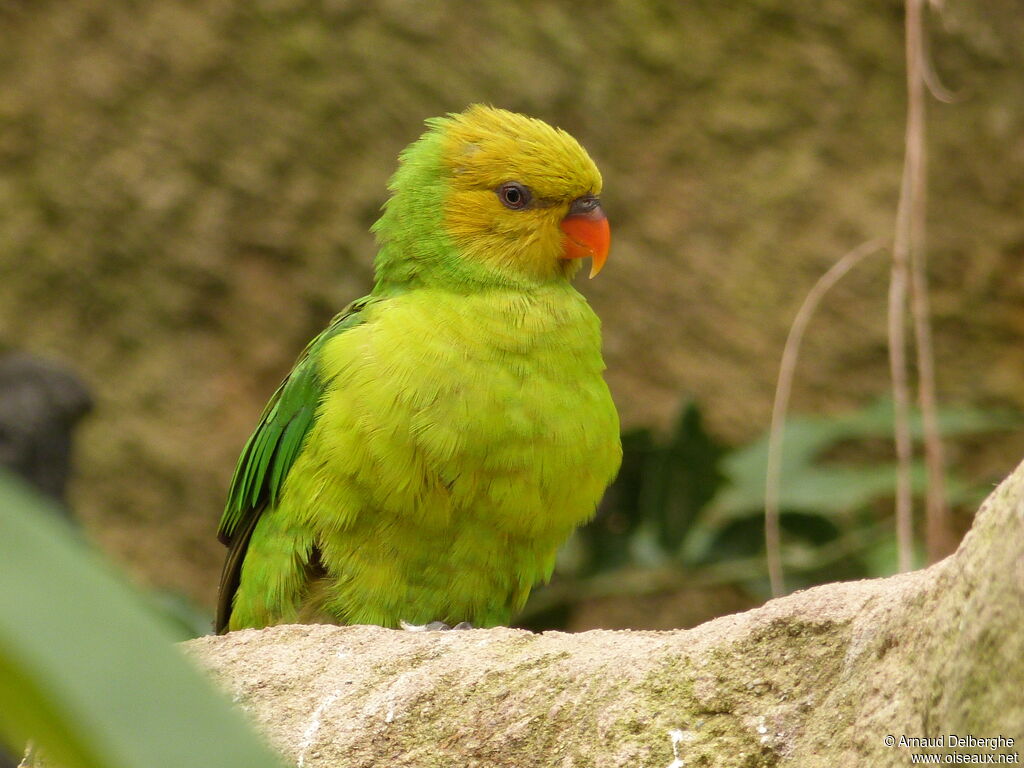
[{"xmin": 1, "ymin": 0, "xmax": 1022, "ymax": 633}]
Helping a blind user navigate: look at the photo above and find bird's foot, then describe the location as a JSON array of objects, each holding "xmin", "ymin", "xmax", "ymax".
[{"xmin": 400, "ymin": 620, "xmax": 474, "ymax": 632}]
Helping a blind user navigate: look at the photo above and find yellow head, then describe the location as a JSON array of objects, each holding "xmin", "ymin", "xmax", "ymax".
[{"xmin": 373, "ymin": 105, "xmax": 610, "ymax": 289}]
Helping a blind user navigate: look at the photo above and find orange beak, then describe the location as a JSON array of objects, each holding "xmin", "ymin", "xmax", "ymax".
[{"xmin": 560, "ymin": 198, "xmax": 610, "ymax": 278}]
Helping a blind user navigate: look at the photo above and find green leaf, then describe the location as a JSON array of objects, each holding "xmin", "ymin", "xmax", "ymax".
[
  {"xmin": 710, "ymin": 399, "xmax": 1020, "ymax": 520},
  {"xmin": 0, "ymin": 471, "xmax": 284, "ymax": 768}
]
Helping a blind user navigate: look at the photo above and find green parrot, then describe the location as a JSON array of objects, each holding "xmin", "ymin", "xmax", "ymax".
[{"xmin": 215, "ymin": 105, "xmax": 621, "ymax": 633}]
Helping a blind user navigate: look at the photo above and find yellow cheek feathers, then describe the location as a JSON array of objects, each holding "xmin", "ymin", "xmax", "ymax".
[{"xmin": 560, "ymin": 206, "xmax": 610, "ymax": 278}]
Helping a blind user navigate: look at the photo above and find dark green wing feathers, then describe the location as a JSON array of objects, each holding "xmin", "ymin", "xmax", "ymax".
[
  {"xmin": 215, "ymin": 297, "xmax": 371, "ymax": 632},
  {"xmin": 217, "ymin": 362, "xmax": 317, "ymax": 545}
]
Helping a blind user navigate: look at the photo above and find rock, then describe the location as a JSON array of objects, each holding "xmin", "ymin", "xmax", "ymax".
[{"xmin": 185, "ymin": 461, "xmax": 1024, "ymax": 767}]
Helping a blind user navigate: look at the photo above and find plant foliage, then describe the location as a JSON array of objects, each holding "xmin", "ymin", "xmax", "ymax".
[
  {"xmin": 523, "ymin": 398, "xmax": 1020, "ymax": 626},
  {"xmin": 0, "ymin": 471, "xmax": 283, "ymax": 768}
]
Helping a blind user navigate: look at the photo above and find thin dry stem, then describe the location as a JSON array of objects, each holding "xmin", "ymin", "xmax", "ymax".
[
  {"xmin": 919, "ymin": 2, "xmax": 957, "ymax": 104},
  {"xmin": 889, "ymin": 7, "xmax": 918, "ymax": 573},
  {"xmin": 764, "ymin": 239, "xmax": 886, "ymax": 597},
  {"xmin": 906, "ymin": 0, "xmax": 950, "ymax": 562},
  {"xmin": 888, "ymin": 238, "xmax": 914, "ymax": 573},
  {"xmin": 913, "ymin": 262, "xmax": 950, "ymax": 562},
  {"xmin": 889, "ymin": 0, "xmax": 946, "ymax": 573},
  {"xmin": 921, "ymin": 48, "xmax": 957, "ymax": 104}
]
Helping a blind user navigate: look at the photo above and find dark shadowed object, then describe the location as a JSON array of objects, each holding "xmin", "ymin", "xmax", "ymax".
[{"xmin": 0, "ymin": 354, "xmax": 92, "ymax": 507}]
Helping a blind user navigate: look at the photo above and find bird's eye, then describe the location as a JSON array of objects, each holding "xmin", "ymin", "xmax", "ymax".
[{"xmin": 497, "ymin": 182, "xmax": 531, "ymax": 210}]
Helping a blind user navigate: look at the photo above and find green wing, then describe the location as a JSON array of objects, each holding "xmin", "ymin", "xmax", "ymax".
[{"xmin": 215, "ymin": 296, "xmax": 371, "ymax": 632}]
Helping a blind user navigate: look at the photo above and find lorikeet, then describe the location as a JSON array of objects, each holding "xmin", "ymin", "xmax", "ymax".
[{"xmin": 215, "ymin": 105, "xmax": 621, "ymax": 633}]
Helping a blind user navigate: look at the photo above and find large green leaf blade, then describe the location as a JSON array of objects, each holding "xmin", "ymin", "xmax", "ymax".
[{"xmin": 0, "ymin": 471, "xmax": 284, "ymax": 768}]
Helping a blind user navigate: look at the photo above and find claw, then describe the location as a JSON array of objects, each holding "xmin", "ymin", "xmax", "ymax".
[{"xmin": 399, "ymin": 620, "xmax": 475, "ymax": 632}]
